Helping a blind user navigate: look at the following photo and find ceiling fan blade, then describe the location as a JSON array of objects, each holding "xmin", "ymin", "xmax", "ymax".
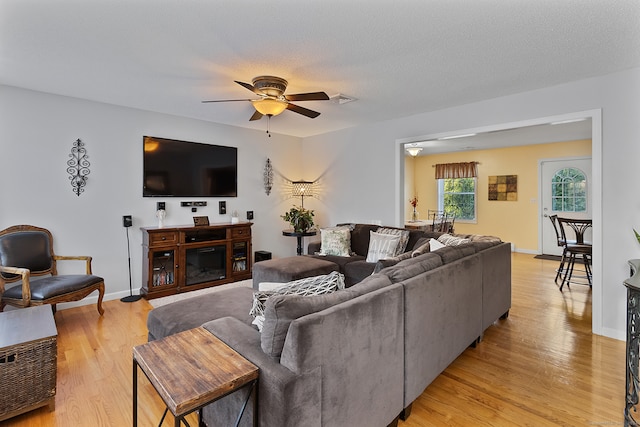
[
  {"xmin": 286, "ymin": 103, "xmax": 321, "ymax": 119},
  {"xmin": 249, "ymin": 110, "xmax": 263, "ymax": 121},
  {"xmin": 235, "ymin": 80, "xmax": 261, "ymax": 94},
  {"xmin": 201, "ymin": 99, "xmax": 253, "ymax": 103},
  {"xmin": 285, "ymin": 92, "xmax": 330, "ymax": 102}
]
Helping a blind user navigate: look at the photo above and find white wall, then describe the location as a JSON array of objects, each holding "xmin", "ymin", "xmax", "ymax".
[
  {"xmin": 0, "ymin": 85, "xmax": 306, "ymax": 305},
  {"xmin": 4, "ymin": 67, "xmax": 639, "ymax": 339},
  {"xmin": 303, "ymin": 67, "xmax": 640, "ymax": 340}
]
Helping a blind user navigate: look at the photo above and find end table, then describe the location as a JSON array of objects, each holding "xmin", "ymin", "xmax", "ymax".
[
  {"xmin": 282, "ymin": 229, "xmax": 317, "ymax": 256},
  {"xmin": 133, "ymin": 327, "xmax": 258, "ymax": 427}
]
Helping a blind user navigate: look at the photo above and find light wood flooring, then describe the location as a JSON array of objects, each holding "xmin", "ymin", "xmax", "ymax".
[{"xmin": 2, "ymin": 253, "xmax": 625, "ymax": 426}]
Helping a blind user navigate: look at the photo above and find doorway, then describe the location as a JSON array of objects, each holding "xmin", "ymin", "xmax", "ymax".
[
  {"xmin": 396, "ymin": 109, "xmax": 602, "ymax": 335},
  {"xmin": 540, "ymin": 157, "xmax": 592, "ymax": 256}
]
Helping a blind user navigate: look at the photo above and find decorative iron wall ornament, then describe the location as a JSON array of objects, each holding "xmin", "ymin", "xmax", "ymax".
[
  {"xmin": 263, "ymin": 158, "xmax": 273, "ymax": 195},
  {"xmin": 67, "ymin": 138, "xmax": 90, "ymax": 196}
]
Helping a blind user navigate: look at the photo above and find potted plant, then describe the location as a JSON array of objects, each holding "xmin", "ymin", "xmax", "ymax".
[{"xmin": 281, "ymin": 206, "xmax": 315, "ymax": 232}]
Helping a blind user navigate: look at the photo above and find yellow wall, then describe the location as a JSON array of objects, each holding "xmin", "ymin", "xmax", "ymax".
[{"xmin": 410, "ymin": 139, "xmax": 591, "ymax": 251}]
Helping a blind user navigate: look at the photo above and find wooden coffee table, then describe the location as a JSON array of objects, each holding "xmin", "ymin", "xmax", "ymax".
[{"xmin": 133, "ymin": 327, "xmax": 258, "ymax": 427}]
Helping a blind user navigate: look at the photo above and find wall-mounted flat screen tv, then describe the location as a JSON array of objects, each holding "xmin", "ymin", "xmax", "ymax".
[{"xmin": 143, "ymin": 136, "xmax": 237, "ymax": 197}]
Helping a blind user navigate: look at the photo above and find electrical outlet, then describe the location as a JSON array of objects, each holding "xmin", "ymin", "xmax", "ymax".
[
  {"xmin": 219, "ymin": 201, "xmax": 226, "ymax": 214},
  {"xmin": 157, "ymin": 202, "xmax": 165, "ymax": 211},
  {"xmin": 122, "ymin": 215, "xmax": 132, "ymax": 227},
  {"xmin": 246, "ymin": 211, "xmax": 254, "ymax": 220}
]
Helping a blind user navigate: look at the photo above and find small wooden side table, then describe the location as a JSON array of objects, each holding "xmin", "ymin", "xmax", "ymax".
[
  {"xmin": 282, "ymin": 229, "xmax": 317, "ymax": 256},
  {"xmin": 133, "ymin": 327, "xmax": 258, "ymax": 427}
]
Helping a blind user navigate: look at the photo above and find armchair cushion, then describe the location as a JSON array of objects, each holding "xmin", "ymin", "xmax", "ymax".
[
  {"xmin": 3, "ymin": 274, "xmax": 104, "ymax": 300},
  {"xmin": 0, "ymin": 231, "xmax": 52, "ymax": 280}
]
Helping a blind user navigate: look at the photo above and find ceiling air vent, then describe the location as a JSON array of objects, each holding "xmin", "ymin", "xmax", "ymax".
[{"xmin": 330, "ymin": 94, "xmax": 357, "ymax": 105}]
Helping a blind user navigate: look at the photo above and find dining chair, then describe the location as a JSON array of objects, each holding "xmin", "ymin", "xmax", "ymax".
[
  {"xmin": 0, "ymin": 225, "xmax": 105, "ymax": 315},
  {"xmin": 556, "ymin": 217, "xmax": 592, "ymax": 291},
  {"xmin": 549, "ymin": 214, "xmax": 571, "ymax": 284}
]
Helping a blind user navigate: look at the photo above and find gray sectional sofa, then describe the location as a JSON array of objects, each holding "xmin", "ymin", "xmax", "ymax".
[{"xmin": 146, "ymin": 224, "xmax": 512, "ymax": 427}]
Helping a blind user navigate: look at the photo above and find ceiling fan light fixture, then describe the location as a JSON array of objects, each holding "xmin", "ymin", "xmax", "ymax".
[
  {"xmin": 406, "ymin": 147, "xmax": 423, "ymax": 157},
  {"xmin": 252, "ymin": 98, "xmax": 288, "ymax": 116}
]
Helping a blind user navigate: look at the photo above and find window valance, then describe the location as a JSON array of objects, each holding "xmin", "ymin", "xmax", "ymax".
[{"xmin": 434, "ymin": 162, "xmax": 478, "ymax": 179}]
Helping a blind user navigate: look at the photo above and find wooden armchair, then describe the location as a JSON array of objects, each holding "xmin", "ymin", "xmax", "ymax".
[{"xmin": 0, "ymin": 225, "xmax": 104, "ymax": 315}]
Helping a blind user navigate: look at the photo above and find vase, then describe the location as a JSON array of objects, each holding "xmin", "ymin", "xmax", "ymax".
[{"xmin": 412, "ymin": 208, "xmax": 419, "ymax": 221}]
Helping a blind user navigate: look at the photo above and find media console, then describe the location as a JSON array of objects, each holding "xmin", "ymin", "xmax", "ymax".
[{"xmin": 140, "ymin": 222, "xmax": 252, "ymax": 299}]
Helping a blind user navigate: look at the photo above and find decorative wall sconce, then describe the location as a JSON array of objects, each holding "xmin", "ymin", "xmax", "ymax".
[
  {"xmin": 263, "ymin": 158, "xmax": 273, "ymax": 195},
  {"xmin": 67, "ymin": 138, "xmax": 90, "ymax": 196},
  {"xmin": 292, "ymin": 180, "xmax": 314, "ymax": 208}
]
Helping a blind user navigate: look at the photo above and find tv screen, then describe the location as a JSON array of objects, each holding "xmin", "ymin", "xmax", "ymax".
[{"xmin": 143, "ymin": 136, "xmax": 237, "ymax": 197}]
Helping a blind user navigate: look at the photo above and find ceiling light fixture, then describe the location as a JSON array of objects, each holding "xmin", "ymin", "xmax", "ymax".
[
  {"xmin": 406, "ymin": 147, "xmax": 423, "ymax": 157},
  {"xmin": 251, "ymin": 98, "xmax": 288, "ymax": 116}
]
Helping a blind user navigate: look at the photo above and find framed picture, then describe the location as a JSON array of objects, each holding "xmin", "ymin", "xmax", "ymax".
[{"xmin": 488, "ymin": 175, "xmax": 517, "ymax": 201}]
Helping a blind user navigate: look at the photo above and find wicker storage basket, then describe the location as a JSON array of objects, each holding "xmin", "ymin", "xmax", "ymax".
[{"xmin": 0, "ymin": 336, "xmax": 57, "ymax": 420}]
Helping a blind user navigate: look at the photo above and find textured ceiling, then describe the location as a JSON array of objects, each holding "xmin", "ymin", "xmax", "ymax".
[{"xmin": 1, "ymin": 0, "xmax": 639, "ymax": 138}]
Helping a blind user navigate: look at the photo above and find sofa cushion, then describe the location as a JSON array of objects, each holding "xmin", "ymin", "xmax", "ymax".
[
  {"xmin": 261, "ymin": 273, "xmax": 394, "ymax": 358},
  {"xmin": 261, "ymin": 291, "xmax": 351, "ymax": 358},
  {"xmin": 366, "ymin": 231, "xmax": 401, "ymax": 263},
  {"xmin": 319, "ymin": 226, "xmax": 352, "ymax": 256},
  {"xmin": 373, "ymin": 251, "xmax": 413, "ymax": 273},
  {"xmin": 347, "ymin": 224, "xmax": 380, "ymax": 256},
  {"xmin": 147, "ymin": 286, "xmax": 255, "ymax": 341},
  {"xmin": 343, "ymin": 259, "xmax": 381, "ymax": 286},
  {"xmin": 381, "ymin": 252, "xmax": 443, "ymax": 283},
  {"xmin": 433, "ymin": 243, "xmax": 476, "ymax": 264},
  {"xmin": 250, "ymin": 271, "xmax": 345, "ymax": 330},
  {"xmin": 376, "ymin": 227, "xmax": 411, "ymax": 256}
]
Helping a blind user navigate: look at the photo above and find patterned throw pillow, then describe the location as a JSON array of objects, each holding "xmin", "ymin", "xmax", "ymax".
[
  {"xmin": 376, "ymin": 227, "xmax": 411, "ymax": 256},
  {"xmin": 250, "ymin": 271, "xmax": 346, "ymax": 331},
  {"xmin": 437, "ymin": 233, "xmax": 472, "ymax": 246},
  {"xmin": 319, "ymin": 226, "xmax": 352, "ymax": 256},
  {"xmin": 366, "ymin": 231, "xmax": 401, "ymax": 263}
]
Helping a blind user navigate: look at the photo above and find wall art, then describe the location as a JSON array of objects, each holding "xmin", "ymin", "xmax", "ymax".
[
  {"xmin": 67, "ymin": 138, "xmax": 90, "ymax": 196},
  {"xmin": 488, "ymin": 175, "xmax": 517, "ymax": 201}
]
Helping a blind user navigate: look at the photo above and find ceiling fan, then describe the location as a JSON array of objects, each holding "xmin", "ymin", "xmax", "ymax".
[{"xmin": 202, "ymin": 76, "xmax": 330, "ymax": 122}]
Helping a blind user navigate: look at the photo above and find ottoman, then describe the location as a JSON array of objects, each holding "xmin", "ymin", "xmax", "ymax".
[{"xmin": 252, "ymin": 256, "xmax": 339, "ymax": 290}]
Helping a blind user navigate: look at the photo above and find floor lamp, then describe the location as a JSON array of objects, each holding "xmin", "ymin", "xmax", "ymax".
[{"xmin": 121, "ymin": 221, "xmax": 141, "ymax": 303}]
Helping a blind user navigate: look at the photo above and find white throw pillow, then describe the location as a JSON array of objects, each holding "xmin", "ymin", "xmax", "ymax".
[
  {"xmin": 429, "ymin": 238, "xmax": 446, "ymax": 251},
  {"xmin": 366, "ymin": 231, "xmax": 401, "ymax": 263},
  {"xmin": 376, "ymin": 227, "xmax": 411, "ymax": 256},
  {"xmin": 319, "ymin": 226, "xmax": 352, "ymax": 256}
]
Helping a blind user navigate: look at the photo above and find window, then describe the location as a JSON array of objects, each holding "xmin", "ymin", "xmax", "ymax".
[
  {"xmin": 551, "ymin": 167, "xmax": 587, "ymax": 212},
  {"xmin": 438, "ymin": 177, "xmax": 477, "ymax": 221}
]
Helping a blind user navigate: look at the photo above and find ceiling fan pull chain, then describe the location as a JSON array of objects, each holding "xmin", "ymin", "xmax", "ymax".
[{"xmin": 267, "ymin": 115, "xmax": 272, "ymax": 137}]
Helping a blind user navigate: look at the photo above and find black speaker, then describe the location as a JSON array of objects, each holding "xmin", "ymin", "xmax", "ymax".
[
  {"xmin": 255, "ymin": 251, "xmax": 272, "ymax": 262},
  {"xmin": 122, "ymin": 215, "xmax": 132, "ymax": 228}
]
